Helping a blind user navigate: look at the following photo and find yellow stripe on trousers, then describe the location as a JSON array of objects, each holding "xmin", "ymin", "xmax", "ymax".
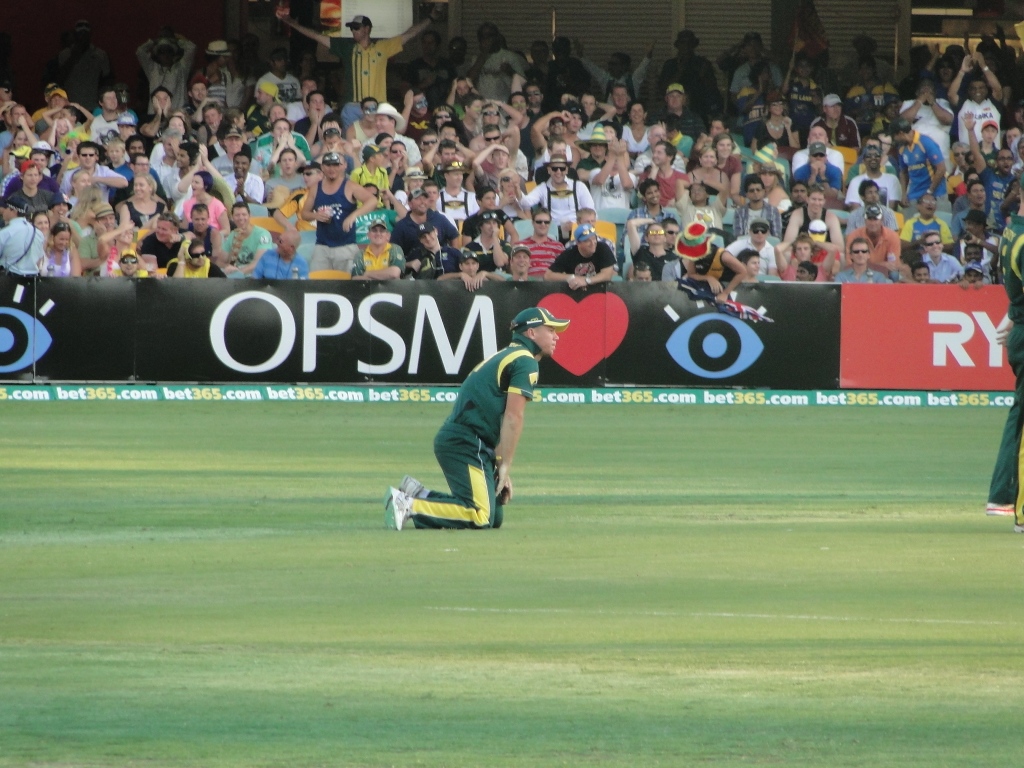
[{"xmin": 411, "ymin": 465, "xmax": 492, "ymax": 527}]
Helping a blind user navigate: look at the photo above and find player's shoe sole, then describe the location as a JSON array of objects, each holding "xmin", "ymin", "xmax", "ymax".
[
  {"xmin": 400, "ymin": 475, "xmax": 426, "ymax": 499},
  {"xmin": 384, "ymin": 487, "xmax": 406, "ymax": 531},
  {"xmin": 986, "ymin": 503, "xmax": 1015, "ymax": 517}
]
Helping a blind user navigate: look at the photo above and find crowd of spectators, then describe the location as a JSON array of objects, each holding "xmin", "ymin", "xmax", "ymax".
[{"xmin": 1, "ymin": 16, "xmax": 1022, "ymax": 289}]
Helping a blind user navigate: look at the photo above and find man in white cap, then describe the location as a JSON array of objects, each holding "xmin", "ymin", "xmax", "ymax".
[
  {"xmin": 275, "ymin": 6, "xmax": 440, "ymax": 131},
  {"xmin": 385, "ymin": 306, "xmax": 570, "ymax": 530},
  {"xmin": 810, "ymin": 94, "xmax": 860, "ymax": 149}
]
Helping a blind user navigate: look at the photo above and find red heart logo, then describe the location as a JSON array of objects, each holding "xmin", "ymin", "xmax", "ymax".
[{"xmin": 538, "ymin": 293, "xmax": 630, "ymax": 376}]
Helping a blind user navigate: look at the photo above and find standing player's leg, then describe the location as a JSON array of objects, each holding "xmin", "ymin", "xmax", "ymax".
[{"xmin": 990, "ymin": 327, "xmax": 1024, "ymax": 520}]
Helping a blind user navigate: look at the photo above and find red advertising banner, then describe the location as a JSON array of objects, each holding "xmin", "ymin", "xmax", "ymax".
[{"xmin": 840, "ymin": 285, "xmax": 1014, "ymax": 391}]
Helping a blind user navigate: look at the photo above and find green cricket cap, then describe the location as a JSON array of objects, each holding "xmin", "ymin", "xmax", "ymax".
[{"xmin": 510, "ymin": 306, "xmax": 570, "ymax": 333}]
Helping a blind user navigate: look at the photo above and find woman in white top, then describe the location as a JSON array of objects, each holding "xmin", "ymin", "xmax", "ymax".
[
  {"xmin": 40, "ymin": 221, "xmax": 82, "ymax": 277},
  {"xmin": 623, "ymin": 101, "xmax": 650, "ymax": 158}
]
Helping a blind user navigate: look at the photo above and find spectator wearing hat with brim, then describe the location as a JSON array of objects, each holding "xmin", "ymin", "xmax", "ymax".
[
  {"xmin": 577, "ymin": 125, "xmax": 636, "ymax": 211},
  {"xmin": 521, "ymin": 152, "xmax": 595, "ymax": 240},
  {"xmin": 202, "ymin": 41, "xmax": 244, "ymax": 109},
  {"xmin": 137, "ymin": 31, "xmax": 197, "ymax": 111},
  {"xmin": 373, "ymin": 102, "xmax": 421, "ymax": 167},
  {"xmin": 436, "ymin": 160, "xmax": 479, "ymax": 230},
  {"xmin": 276, "ymin": 6, "xmax": 440, "ymax": 131},
  {"xmin": 57, "ymin": 21, "xmax": 111, "ymax": 108},
  {"xmin": 464, "ymin": 210, "xmax": 511, "ymax": 271},
  {"xmin": 0, "ymin": 197, "xmax": 44, "ymax": 275},
  {"xmin": 543, "ymin": 223, "xmax": 615, "ymax": 288}
]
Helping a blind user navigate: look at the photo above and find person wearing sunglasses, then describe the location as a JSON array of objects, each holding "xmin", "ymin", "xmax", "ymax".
[
  {"xmin": 834, "ymin": 237, "xmax": 890, "ymax": 283},
  {"xmin": 167, "ymin": 237, "xmax": 227, "ymax": 278},
  {"xmin": 58, "ymin": 140, "xmax": 127, "ymax": 200},
  {"xmin": 520, "ymin": 152, "xmax": 594, "ymax": 241},
  {"xmin": 111, "ymin": 250, "xmax": 148, "ymax": 278}
]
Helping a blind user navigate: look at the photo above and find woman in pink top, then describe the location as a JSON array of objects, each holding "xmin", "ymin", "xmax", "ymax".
[{"xmin": 182, "ymin": 171, "xmax": 229, "ymax": 231}]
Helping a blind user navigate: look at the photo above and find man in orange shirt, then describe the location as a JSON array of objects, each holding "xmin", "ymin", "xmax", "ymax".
[{"xmin": 844, "ymin": 203, "xmax": 905, "ymax": 281}]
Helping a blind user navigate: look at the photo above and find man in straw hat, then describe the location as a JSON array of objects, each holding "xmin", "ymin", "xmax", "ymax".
[{"xmin": 385, "ymin": 306, "xmax": 570, "ymax": 530}]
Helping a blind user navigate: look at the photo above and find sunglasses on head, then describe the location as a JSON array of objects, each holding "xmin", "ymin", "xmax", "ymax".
[{"xmin": 120, "ymin": 255, "xmax": 138, "ymax": 264}]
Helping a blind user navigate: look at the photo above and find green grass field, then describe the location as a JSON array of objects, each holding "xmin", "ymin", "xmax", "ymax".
[{"xmin": 1, "ymin": 402, "xmax": 1022, "ymax": 767}]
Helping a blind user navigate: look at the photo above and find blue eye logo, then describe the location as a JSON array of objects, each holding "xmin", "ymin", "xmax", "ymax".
[
  {"xmin": 0, "ymin": 307, "xmax": 53, "ymax": 373},
  {"xmin": 666, "ymin": 313, "xmax": 764, "ymax": 379}
]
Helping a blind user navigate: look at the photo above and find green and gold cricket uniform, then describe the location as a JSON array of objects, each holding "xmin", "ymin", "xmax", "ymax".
[
  {"xmin": 410, "ymin": 336, "xmax": 541, "ymax": 530},
  {"xmin": 988, "ymin": 214, "xmax": 1024, "ymax": 522}
]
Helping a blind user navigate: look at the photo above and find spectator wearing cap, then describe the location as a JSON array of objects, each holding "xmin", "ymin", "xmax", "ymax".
[
  {"xmin": 167, "ymin": 236, "xmax": 228, "ymax": 279},
  {"xmin": 792, "ymin": 141, "xmax": 843, "ymax": 201},
  {"xmin": 351, "ymin": 218, "xmax": 405, "ymax": 280},
  {"xmin": 406, "ymin": 222, "xmax": 461, "ymax": 278},
  {"xmin": 277, "ymin": 7, "xmax": 438, "ymax": 131},
  {"xmin": 963, "ymin": 112, "xmax": 1013, "ymax": 227},
  {"xmin": 391, "ymin": 185, "xmax": 459, "ymax": 256},
  {"xmin": 464, "ymin": 210, "xmax": 511, "ymax": 271},
  {"xmin": 810, "ymin": 94, "xmax": 861, "ymax": 149},
  {"xmin": 111, "ymin": 250, "xmax": 148, "ymax": 278},
  {"xmin": 726, "ymin": 219, "xmax": 778, "ymax": 277},
  {"xmin": 951, "ymin": 184, "xmax": 988, "ymax": 239},
  {"xmin": 257, "ymin": 48, "xmax": 302, "ymax": 106},
  {"xmin": 0, "ymin": 198, "xmax": 44, "ymax": 275},
  {"xmin": 949, "ymin": 54, "xmax": 1003, "ymax": 145},
  {"xmin": 899, "ymin": 193, "xmax": 954, "ymax": 253},
  {"xmin": 439, "ymin": 247, "xmax": 506, "ymax": 290},
  {"xmin": 961, "ymin": 258, "xmax": 986, "ymax": 286},
  {"xmin": 212, "ymin": 128, "xmax": 250, "ymax": 178},
  {"xmin": 891, "ymin": 117, "xmax": 946, "ymax": 206},
  {"xmin": 461, "ymin": 185, "xmax": 517, "ymax": 243},
  {"xmin": 734, "ymin": 173, "xmax": 783, "ymax": 238},
  {"xmin": 57, "ymin": 21, "xmax": 111, "ymax": 108},
  {"xmin": 395, "ymin": 166, "xmax": 427, "ymax": 207},
  {"xmin": 845, "ymin": 138, "xmax": 901, "ymax": 210},
  {"xmin": 544, "ymin": 223, "xmax": 615, "ymax": 288},
  {"xmin": 845, "ymin": 203, "xmax": 903, "ymax": 280},
  {"xmin": 136, "ymin": 31, "xmax": 197, "ymax": 110},
  {"xmin": 351, "ymin": 143, "xmax": 390, "ymax": 200},
  {"xmin": 300, "ymin": 150, "xmax": 378, "ymax": 273},
  {"xmin": 653, "ymin": 83, "xmax": 706, "ymax": 141},
  {"xmin": 520, "ymin": 153, "xmax": 595, "ymax": 240},
  {"xmin": 114, "ymin": 113, "xmax": 140, "ymax": 148},
  {"xmin": 834, "ymin": 236, "xmax": 890, "ymax": 284},
  {"xmin": 507, "ymin": 243, "xmax": 533, "ymax": 281}
]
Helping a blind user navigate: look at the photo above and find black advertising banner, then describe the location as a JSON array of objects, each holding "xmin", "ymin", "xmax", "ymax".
[
  {"xmin": 32, "ymin": 277, "xmax": 136, "ymax": 382},
  {"xmin": 0, "ymin": 276, "xmax": 36, "ymax": 381},
  {"xmin": 0, "ymin": 278, "xmax": 841, "ymax": 389}
]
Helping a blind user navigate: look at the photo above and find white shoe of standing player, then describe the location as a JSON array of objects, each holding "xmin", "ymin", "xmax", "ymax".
[
  {"xmin": 986, "ymin": 503, "xmax": 1015, "ymax": 517},
  {"xmin": 400, "ymin": 475, "xmax": 426, "ymax": 499},
  {"xmin": 384, "ymin": 487, "xmax": 412, "ymax": 530}
]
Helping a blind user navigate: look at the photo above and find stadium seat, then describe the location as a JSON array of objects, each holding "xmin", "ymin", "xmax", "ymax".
[
  {"xmin": 894, "ymin": 211, "xmax": 905, "ymax": 229},
  {"xmin": 935, "ymin": 210, "xmax": 952, "ymax": 227},
  {"xmin": 155, "ymin": 267, "xmax": 166, "ymax": 276},
  {"xmin": 296, "ymin": 243, "xmax": 314, "ymax": 263},
  {"xmin": 136, "ymin": 228, "xmax": 150, "ymax": 242},
  {"xmin": 227, "ymin": 270, "xmax": 247, "ymax": 279},
  {"xmin": 832, "ymin": 209, "xmax": 850, "ymax": 225},
  {"xmin": 250, "ymin": 216, "xmax": 285, "ymax": 234},
  {"xmin": 836, "ymin": 145, "xmax": 859, "ymax": 170},
  {"xmin": 594, "ymin": 221, "xmax": 616, "ymax": 242},
  {"xmin": 299, "ymin": 230, "xmax": 317, "ymax": 245},
  {"xmin": 248, "ymin": 204, "xmax": 270, "ymax": 217},
  {"xmin": 598, "ymin": 207, "xmax": 630, "ymax": 225},
  {"xmin": 513, "ymin": 219, "xmax": 534, "ymax": 239},
  {"xmin": 309, "ymin": 270, "xmax": 351, "ymax": 280},
  {"xmin": 525, "ymin": 180, "xmax": 537, "ymax": 192}
]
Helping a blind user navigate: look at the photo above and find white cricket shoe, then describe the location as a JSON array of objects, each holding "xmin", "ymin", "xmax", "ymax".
[
  {"xmin": 384, "ymin": 487, "xmax": 412, "ymax": 530},
  {"xmin": 399, "ymin": 475, "xmax": 426, "ymax": 499},
  {"xmin": 1014, "ymin": 524, "xmax": 1024, "ymax": 534},
  {"xmin": 986, "ymin": 503, "xmax": 1015, "ymax": 517}
]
